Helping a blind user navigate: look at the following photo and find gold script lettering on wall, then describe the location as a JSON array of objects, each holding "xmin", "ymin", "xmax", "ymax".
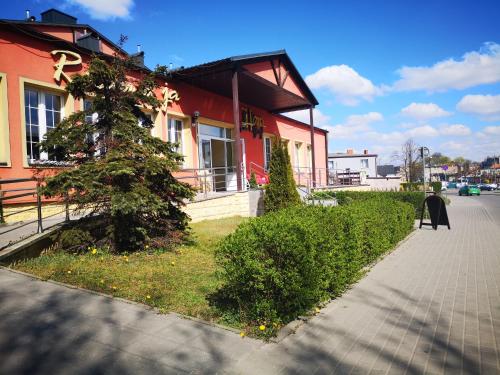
[
  {"xmin": 161, "ymin": 83, "xmax": 180, "ymax": 113},
  {"xmin": 241, "ymin": 107, "xmax": 264, "ymax": 138},
  {"xmin": 51, "ymin": 50, "xmax": 82, "ymax": 83}
]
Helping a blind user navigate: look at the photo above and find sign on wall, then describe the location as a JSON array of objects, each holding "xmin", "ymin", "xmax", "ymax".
[
  {"xmin": 161, "ymin": 83, "xmax": 180, "ymax": 113},
  {"xmin": 51, "ymin": 50, "xmax": 82, "ymax": 83},
  {"xmin": 241, "ymin": 107, "xmax": 264, "ymax": 138}
]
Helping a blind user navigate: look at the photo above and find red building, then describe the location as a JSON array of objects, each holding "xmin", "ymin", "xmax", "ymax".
[{"xmin": 0, "ymin": 9, "xmax": 328, "ymax": 200}]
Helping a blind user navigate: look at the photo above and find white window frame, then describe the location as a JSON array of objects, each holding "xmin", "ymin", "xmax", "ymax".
[
  {"xmin": 168, "ymin": 117, "xmax": 183, "ymax": 154},
  {"xmin": 264, "ymin": 136, "xmax": 272, "ymax": 171},
  {"xmin": 24, "ymin": 87, "xmax": 64, "ymax": 163},
  {"xmin": 294, "ymin": 142, "xmax": 302, "ymax": 171},
  {"xmin": 361, "ymin": 158, "xmax": 369, "ymax": 169},
  {"xmin": 307, "ymin": 144, "xmax": 312, "ymax": 170}
]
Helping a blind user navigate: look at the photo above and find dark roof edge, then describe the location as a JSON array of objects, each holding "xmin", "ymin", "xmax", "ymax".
[
  {"xmin": 0, "ymin": 20, "xmax": 150, "ymax": 72},
  {"xmin": 0, "ymin": 19, "xmax": 128, "ymax": 58}
]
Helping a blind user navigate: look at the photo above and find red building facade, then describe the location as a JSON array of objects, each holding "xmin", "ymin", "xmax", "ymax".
[{"xmin": 0, "ymin": 9, "xmax": 328, "ymax": 200}]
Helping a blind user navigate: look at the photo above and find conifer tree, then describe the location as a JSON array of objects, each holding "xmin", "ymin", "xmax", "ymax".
[
  {"xmin": 264, "ymin": 139, "xmax": 301, "ymax": 212},
  {"xmin": 40, "ymin": 49, "xmax": 194, "ymax": 251}
]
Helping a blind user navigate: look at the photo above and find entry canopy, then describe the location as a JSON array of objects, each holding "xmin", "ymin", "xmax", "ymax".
[{"xmin": 170, "ymin": 50, "xmax": 319, "ymax": 113}]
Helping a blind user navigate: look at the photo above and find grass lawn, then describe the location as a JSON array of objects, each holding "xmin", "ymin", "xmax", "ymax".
[{"xmin": 11, "ymin": 216, "xmax": 245, "ymax": 325}]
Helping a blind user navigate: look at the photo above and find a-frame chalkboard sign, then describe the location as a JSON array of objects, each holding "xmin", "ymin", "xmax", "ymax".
[{"xmin": 419, "ymin": 194, "xmax": 450, "ymax": 230}]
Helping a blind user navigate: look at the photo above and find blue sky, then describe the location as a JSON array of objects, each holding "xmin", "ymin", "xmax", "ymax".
[{"xmin": 4, "ymin": 0, "xmax": 500, "ymax": 162}]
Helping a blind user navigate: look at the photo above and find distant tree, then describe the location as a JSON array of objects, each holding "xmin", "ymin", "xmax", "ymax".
[
  {"xmin": 392, "ymin": 139, "xmax": 421, "ymax": 182},
  {"xmin": 40, "ymin": 49, "xmax": 195, "ymax": 252},
  {"xmin": 264, "ymin": 139, "xmax": 301, "ymax": 212},
  {"xmin": 431, "ymin": 152, "xmax": 451, "ymax": 166}
]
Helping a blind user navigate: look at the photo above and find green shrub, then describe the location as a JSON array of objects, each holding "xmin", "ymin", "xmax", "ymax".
[
  {"xmin": 334, "ymin": 191, "xmax": 425, "ymax": 217},
  {"xmin": 215, "ymin": 198, "xmax": 414, "ymax": 327},
  {"xmin": 58, "ymin": 228, "xmax": 94, "ymax": 252},
  {"xmin": 430, "ymin": 181, "xmax": 442, "ymax": 193},
  {"xmin": 249, "ymin": 172, "xmax": 258, "ymax": 189},
  {"xmin": 401, "ymin": 182, "xmax": 424, "ymax": 191},
  {"xmin": 264, "ymin": 139, "xmax": 301, "ymax": 212}
]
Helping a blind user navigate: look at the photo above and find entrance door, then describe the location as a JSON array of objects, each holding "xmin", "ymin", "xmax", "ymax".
[{"xmin": 199, "ymin": 136, "xmax": 236, "ymax": 192}]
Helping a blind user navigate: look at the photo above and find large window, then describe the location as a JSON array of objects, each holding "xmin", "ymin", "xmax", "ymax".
[
  {"xmin": 24, "ymin": 87, "xmax": 63, "ymax": 163},
  {"xmin": 168, "ymin": 118, "xmax": 183, "ymax": 154},
  {"xmin": 361, "ymin": 158, "xmax": 369, "ymax": 169},
  {"xmin": 264, "ymin": 136, "xmax": 272, "ymax": 171}
]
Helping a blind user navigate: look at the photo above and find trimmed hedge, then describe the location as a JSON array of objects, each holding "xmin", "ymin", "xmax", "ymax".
[
  {"xmin": 215, "ymin": 198, "xmax": 414, "ymax": 327},
  {"xmin": 334, "ymin": 191, "xmax": 425, "ymax": 217}
]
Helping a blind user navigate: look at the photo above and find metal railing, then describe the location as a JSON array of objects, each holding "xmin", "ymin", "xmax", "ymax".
[
  {"xmin": 0, "ymin": 178, "xmax": 70, "ymax": 238},
  {"xmin": 176, "ymin": 166, "xmax": 246, "ymax": 198}
]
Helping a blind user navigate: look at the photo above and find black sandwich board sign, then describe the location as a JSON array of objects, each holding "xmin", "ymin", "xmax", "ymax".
[{"xmin": 419, "ymin": 194, "xmax": 450, "ymax": 230}]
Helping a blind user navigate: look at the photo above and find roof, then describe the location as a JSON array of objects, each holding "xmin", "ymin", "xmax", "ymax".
[
  {"xmin": 0, "ymin": 18, "xmax": 128, "ymax": 58},
  {"xmin": 170, "ymin": 50, "xmax": 319, "ymax": 113},
  {"xmin": 0, "ymin": 20, "xmax": 149, "ymax": 71},
  {"xmin": 329, "ymin": 153, "xmax": 378, "ymax": 158}
]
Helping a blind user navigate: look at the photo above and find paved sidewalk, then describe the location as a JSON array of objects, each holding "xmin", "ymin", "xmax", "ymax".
[{"xmin": 1, "ymin": 195, "xmax": 499, "ymax": 374}]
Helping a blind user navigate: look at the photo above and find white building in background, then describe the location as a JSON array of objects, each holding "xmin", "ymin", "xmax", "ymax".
[{"xmin": 328, "ymin": 149, "xmax": 378, "ymax": 177}]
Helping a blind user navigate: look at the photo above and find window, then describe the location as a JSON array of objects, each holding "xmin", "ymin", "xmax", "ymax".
[
  {"xmin": 264, "ymin": 136, "xmax": 272, "ymax": 171},
  {"xmin": 24, "ymin": 87, "xmax": 63, "ymax": 162},
  {"xmin": 168, "ymin": 118, "xmax": 183, "ymax": 154},
  {"xmin": 0, "ymin": 74, "xmax": 9, "ymax": 166},
  {"xmin": 307, "ymin": 145, "xmax": 312, "ymax": 170},
  {"xmin": 361, "ymin": 158, "xmax": 369, "ymax": 169},
  {"xmin": 294, "ymin": 142, "xmax": 301, "ymax": 170}
]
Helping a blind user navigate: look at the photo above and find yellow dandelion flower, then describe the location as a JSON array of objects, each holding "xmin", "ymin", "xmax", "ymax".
[
  {"xmin": 146, "ymin": 295, "xmax": 151, "ymax": 299},
  {"xmin": 112, "ymin": 286, "xmax": 117, "ymax": 290},
  {"xmin": 91, "ymin": 249, "xmax": 97, "ymax": 255},
  {"xmin": 259, "ymin": 325, "xmax": 266, "ymax": 331},
  {"xmin": 145, "ymin": 245, "xmax": 149, "ymax": 249},
  {"xmin": 240, "ymin": 332, "xmax": 245, "ymax": 337},
  {"xmin": 171, "ymin": 261, "xmax": 175, "ymax": 266},
  {"xmin": 100, "ymin": 257, "xmax": 104, "ymax": 261},
  {"xmin": 315, "ymin": 307, "xmax": 321, "ymax": 313},
  {"xmin": 67, "ymin": 270, "xmax": 72, "ymax": 274},
  {"xmin": 100, "ymin": 279, "xmax": 104, "ymax": 284}
]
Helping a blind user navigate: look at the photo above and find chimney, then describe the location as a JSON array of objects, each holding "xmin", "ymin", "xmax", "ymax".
[
  {"xmin": 346, "ymin": 148, "xmax": 354, "ymax": 155},
  {"xmin": 363, "ymin": 149, "xmax": 368, "ymax": 155},
  {"xmin": 26, "ymin": 9, "xmax": 30, "ymax": 20}
]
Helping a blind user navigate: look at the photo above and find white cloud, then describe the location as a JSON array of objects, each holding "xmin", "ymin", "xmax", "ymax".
[
  {"xmin": 305, "ymin": 65, "xmax": 381, "ymax": 106},
  {"xmin": 406, "ymin": 125, "xmax": 440, "ymax": 138},
  {"xmin": 400, "ymin": 102, "xmax": 451, "ymax": 120},
  {"xmin": 327, "ymin": 112, "xmax": 383, "ymax": 139},
  {"xmin": 392, "ymin": 42, "xmax": 500, "ymax": 92},
  {"xmin": 283, "ymin": 108, "xmax": 331, "ymax": 127},
  {"xmin": 440, "ymin": 140, "xmax": 465, "ymax": 151},
  {"xmin": 439, "ymin": 124, "xmax": 472, "ymax": 136},
  {"xmin": 67, "ymin": 0, "xmax": 134, "ymax": 20},
  {"xmin": 483, "ymin": 126, "xmax": 500, "ymax": 135},
  {"xmin": 456, "ymin": 94, "xmax": 500, "ymax": 120}
]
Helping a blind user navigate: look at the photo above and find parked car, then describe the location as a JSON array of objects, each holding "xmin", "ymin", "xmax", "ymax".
[
  {"xmin": 459, "ymin": 185, "xmax": 481, "ymax": 196},
  {"xmin": 447, "ymin": 182, "xmax": 457, "ymax": 189},
  {"xmin": 480, "ymin": 184, "xmax": 494, "ymax": 191}
]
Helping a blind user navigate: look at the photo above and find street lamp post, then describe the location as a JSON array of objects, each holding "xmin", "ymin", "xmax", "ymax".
[{"xmin": 420, "ymin": 146, "xmax": 430, "ymax": 192}]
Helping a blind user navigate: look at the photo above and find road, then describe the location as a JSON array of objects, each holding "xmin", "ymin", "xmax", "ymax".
[{"xmin": 471, "ymin": 190, "xmax": 500, "ymax": 225}]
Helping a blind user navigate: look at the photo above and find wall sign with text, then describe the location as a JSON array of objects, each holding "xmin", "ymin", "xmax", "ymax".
[{"xmin": 241, "ymin": 107, "xmax": 264, "ymax": 138}]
